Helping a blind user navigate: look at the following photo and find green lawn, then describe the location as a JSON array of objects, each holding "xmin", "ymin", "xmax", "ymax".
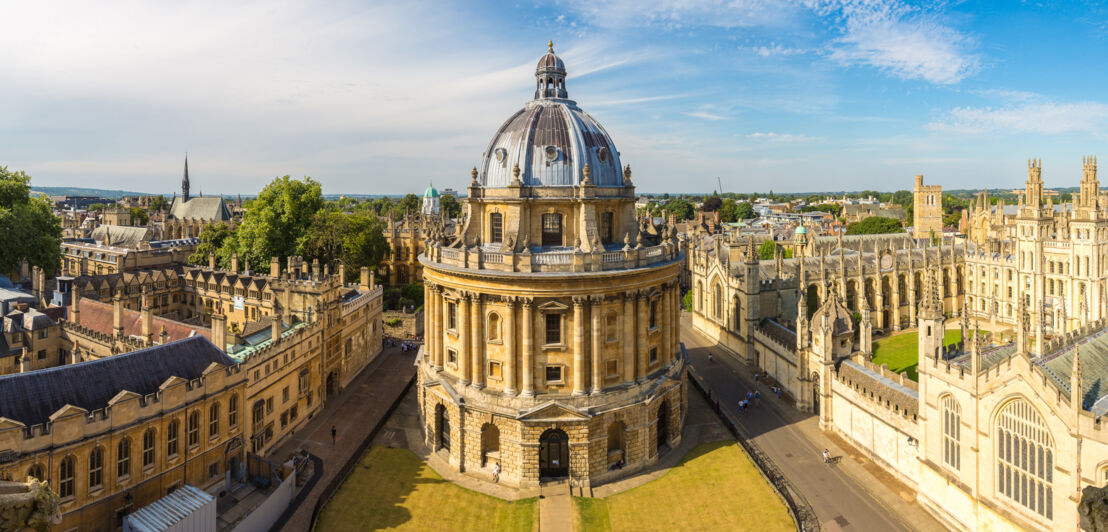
[
  {"xmin": 574, "ymin": 441, "xmax": 794, "ymax": 532},
  {"xmin": 871, "ymin": 328, "xmax": 964, "ymax": 381},
  {"xmin": 316, "ymin": 446, "xmax": 537, "ymax": 531}
]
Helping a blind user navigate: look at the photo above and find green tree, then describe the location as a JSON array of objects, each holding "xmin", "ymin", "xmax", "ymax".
[
  {"xmin": 0, "ymin": 166, "xmax": 62, "ymax": 276},
  {"xmin": 300, "ymin": 211, "xmax": 389, "ymax": 282},
  {"xmin": 219, "ymin": 175, "xmax": 325, "ymax": 267},
  {"xmin": 734, "ymin": 201, "xmax": 755, "ymax": 220},
  {"xmin": 189, "ymin": 223, "xmax": 235, "ymax": 266},
  {"xmin": 890, "ymin": 190, "xmax": 913, "ymax": 207},
  {"xmin": 701, "ymin": 195, "xmax": 722, "ymax": 212},
  {"xmin": 846, "ymin": 216, "xmax": 904, "ymax": 235},
  {"xmin": 148, "ymin": 195, "xmax": 169, "ymax": 211},
  {"xmin": 129, "ymin": 207, "xmax": 149, "ymax": 226},
  {"xmin": 88, "ymin": 203, "xmax": 106, "ymax": 212},
  {"xmin": 719, "ymin": 199, "xmax": 739, "ymax": 223},
  {"xmin": 663, "ymin": 198, "xmax": 695, "ymax": 221},
  {"xmin": 758, "ymin": 239, "xmax": 778, "ymax": 260},
  {"xmin": 440, "ymin": 194, "xmax": 462, "ymax": 219},
  {"xmin": 391, "ymin": 194, "xmax": 421, "ymax": 219}
]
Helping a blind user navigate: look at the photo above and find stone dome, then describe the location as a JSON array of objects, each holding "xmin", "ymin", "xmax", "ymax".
[
  {"xmin": 424, "ymin": 185, "xmax": 439, "ymax": 198},
  {"xmin": 479, "ymin": 42, "xmax": 624, "ymax": 188}
]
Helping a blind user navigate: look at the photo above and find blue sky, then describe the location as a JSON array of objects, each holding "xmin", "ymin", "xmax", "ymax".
[{"xmin": 3, "ymin": 1, "xmax": 1108, "ymax": 195}]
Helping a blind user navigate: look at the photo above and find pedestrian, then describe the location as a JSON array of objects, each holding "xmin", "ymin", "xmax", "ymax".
[
  {"xmin": 493, "ymin": 461, "xmax": 501, "ymax": 483},
  {"xmin": 708, "ymin": 352, "xmax": 714, "ymax": 363},
  {"xmin": 754, "ymin": 391, "xmax": 760, "ymax": 406},
  {"xmin": 776, "ymin": 387, "xmax": 782, "ymax": 399},
  {"xmin": 754, "ymin": 372, "xmax": 760, "ymax": 384},
  {"xmin": 331, "ymin": 425, "xmax": 337, "ymax": 447},
  {"xmin": 746, "ymin": 391, "xmax": 753, "ymax": 402},
  {"xmin": 822, "ymin": 449, "xmax": 831, "ymax": 464}
]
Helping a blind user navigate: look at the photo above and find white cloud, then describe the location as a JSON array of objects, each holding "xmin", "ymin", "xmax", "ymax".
[
  {"xmin": 686, "ymin": 111, "xmax": 730, "ymax": 120},
  {"xmin": 819, "ymin": 0, "xmax": 980, "ymax": 84},
  {"xmin": 928, "ymin": 100, "xmax": 1108, "ymax": 135},
  {"xmin": 746, "ymin": 132, "xmax": 821, "ymax": 141},
  {"xmin": 560, "ymin": 0, "xmax": 802, "ymax": 29},
  {"xmin": 752, "ymin": 43, "xmax": 809, "ymax": 57}
]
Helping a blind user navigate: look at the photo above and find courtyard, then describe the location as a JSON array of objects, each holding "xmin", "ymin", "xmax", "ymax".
[
  {"xmin": 574, "ymin": 441, "xmax": 794, "ymax": 532},
  {"xmin": 870, "ymin": 327, "xmax": 964, "ymax": 381}
]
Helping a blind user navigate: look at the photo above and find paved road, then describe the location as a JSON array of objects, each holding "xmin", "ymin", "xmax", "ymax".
[{"xmin": 682, "ymin": 317, "xmax": 925, "ymax": 532}]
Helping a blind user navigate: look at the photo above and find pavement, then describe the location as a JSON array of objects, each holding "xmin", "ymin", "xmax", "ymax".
[
  {"xmin": 681, "ymin": 313, "xmax": 947, "ymax": 532},
  {"xmin": 272, "ymin": 344, "xmax": 417, "ymax": 532}
]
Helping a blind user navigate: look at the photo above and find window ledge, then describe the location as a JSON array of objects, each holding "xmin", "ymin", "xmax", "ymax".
[{"xmin": 541, "ymin": 343, "xmax": 567, "ymax": 351}]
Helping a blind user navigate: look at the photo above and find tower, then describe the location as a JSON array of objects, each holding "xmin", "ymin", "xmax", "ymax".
[
  {"xmin": 182, "ymin": 155, "xmax": 191, "ymax": 202},
  {"xmin": 422, "ymin": 183, "xmax": 440, "ymax": 216},
  {"xmin": 918, "ymin": 269, "xmax": 944, "ymax": 361},
  {"xmin": 912, "ymin": 174, "xmax": 943, "ymax": 239}
]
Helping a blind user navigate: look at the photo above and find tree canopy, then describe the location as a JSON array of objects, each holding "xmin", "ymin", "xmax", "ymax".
[
  {"xmin": 758, "ymin": 239, "xmax": 778, "ymax": 260},
  {"xmin": 148, "ymin": 195, "xmax": 169, "ymax": 212},
  {"xmin": 0, "ymin": 166, "xmax": 62, "ymax": 276},
  {"xmin": 701, "ymin": 195, "xmax": 722, "ymax": 212},
  {"xmin": 846, "ymin": 216, "xmax": 904, "ymax": 235},
  {"xmin": 129, "ymin": 207, "xmax": 149, "ymax": 226},
  {"xmin": 301, "ymin": 210, "xmax": 389, "ymax": 282},
  {"xmin": 663, "ymin": 198, "xmax": 695, "ymax": 221},
  {"xmin": 440, "ymin": 194, "xmax": 462, "ymax": 219},
  {"xmin": 190, "ymin": 223, "xmax": 235, "ymax": 267},
  {"xmin": 219, "ymin": 176, "xmax": 325, "ymax": 267}
]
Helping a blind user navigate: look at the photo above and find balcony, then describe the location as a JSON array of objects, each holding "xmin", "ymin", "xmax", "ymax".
[{"xmin": 423, "ymin": 241, "xmax": 681, "ymax": 274}]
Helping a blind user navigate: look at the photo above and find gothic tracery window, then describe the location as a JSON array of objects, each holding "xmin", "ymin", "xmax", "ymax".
[
  {"xmin": 941, "ymin": 395, "xmax": 960, "ymax": 470},
  {"xmin": 996, "ymin": 399, "xmax": 1053, "ymax": 520}
]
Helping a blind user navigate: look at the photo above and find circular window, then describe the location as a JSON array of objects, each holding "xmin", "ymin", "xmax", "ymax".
[
  {"xmin": 598, "ymin": 147, "xmax": 608, "ymax": 162},
  {"xmin": 494, "ymin": 148, "xmax": 507, "ymax": 163},
  {"xmin": 544, "ymin": 146, "xmax": 559, "ymax": 161}
]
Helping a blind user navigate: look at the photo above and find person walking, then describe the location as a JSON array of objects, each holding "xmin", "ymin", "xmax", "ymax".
[
  {"xmin": 708, "ymin": 352, "xmax": 714, "ymax": 363},
  {"xmin": 493, "ymin": 461, "xmax": 501, "ymax": 483},
  {"xmin": 754, "ymin": 372, "xmax": 760, "ymax": 384},
  {"xmin": 754, "ymin": 390, "xmax": 760, "ymax": 406},
  {"xmin": 822, "ymin": 449, "xmax": 831, "ymax": 464},
  {"xmin": 331, "ymin": 425, "xmax": 337, "ymax": 447}
]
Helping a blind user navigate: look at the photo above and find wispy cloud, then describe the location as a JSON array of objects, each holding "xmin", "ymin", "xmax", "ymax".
[
  {"xmin": 687, "ymin": 111, "xmax": 730, "ymax": 120},
  {"xmin": 928, "ymin": 100, "xmax": 1108, "ymax": 135},
  {"xmin": 560, "ymin": 0, "xmax": 803, "ymax": 30},
  {"xmin": 746, "ymin": 132, "xmax": 821, "ymax": 142},
  {"xmin": 819, "ymin": 0, "xmax": 980, "ymax": 84},
  {"xmin": 750, "ymin": 43, "xmax": 809, "ymax": 57}
]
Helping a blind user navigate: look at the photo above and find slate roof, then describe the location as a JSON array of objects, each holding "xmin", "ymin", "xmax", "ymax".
[
  {"xmin": 1038, "ymin": 328, "xmax": 1108, "ymax": 415},
  {"xmin": 168, "ymin": 196, "xmax": 231, "ymax": 222},
  {"xmin": 3, "ymin": 308, "xmax": 56, "ymax": 331},
  {"xmin": 91, "ymin": 225, "xmax": 152, "ymax": 248},
  {"xmin": 0, "ymin": 335, "xmax": 234, "ymax": 427}
]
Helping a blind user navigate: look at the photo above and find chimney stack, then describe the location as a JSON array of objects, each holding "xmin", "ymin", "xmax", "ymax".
[
  {"xmin": 209, "ymin": 253, "xmax": 216, "ymax": 269},
  {"xmin": 70, "ymin": 293, "xmax": 80, "ymax": 323},
  {"xmin": 141, "ymin": 289, "xmax": 153, "ymax": 345},
  {"xmin": 231, "ymin": 253, "xmax": 239, "ymax": 273},
  {"xmin": 211, "ymin": 313, "xmax": 227, "ymax": 350},
  {"xmin": 271, "ymin": 314, "xmax": 282, "ymax": 345},
  {"xmin": 270, "ymin": 257, "xmax": 280, "ymax": 277},
  {"xmin": 360, "ymin": 267, "xmax": 370, "ymax": 290}
]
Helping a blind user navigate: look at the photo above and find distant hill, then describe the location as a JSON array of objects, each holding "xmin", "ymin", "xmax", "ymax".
[{"xmin": 30, "ymin": 186, "xmax": 158, "ymax": 200}]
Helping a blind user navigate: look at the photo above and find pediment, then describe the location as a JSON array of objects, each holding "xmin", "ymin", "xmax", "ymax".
[
  {"xmin": 0, "ymin": 417, "xmax": 26, "ymax": 430},
  {"xmin": 107, "ymin": 389, "xmax": 141, "ymax": 406},
  {"xmin": 518, "ymin": 401, "xmax": 589, "ymax": 421},
  {"xmin": 49, "ymin": 404, "xmax": 89, "ymax": 421},
  {"xmin": 537, "ymin": 301, "xmax": 569, "ymax": 312}
]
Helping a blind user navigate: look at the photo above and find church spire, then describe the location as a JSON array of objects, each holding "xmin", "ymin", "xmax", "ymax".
[{"xmin": 182, "ymin": 154, "xmax": 191, "ymax": 202}]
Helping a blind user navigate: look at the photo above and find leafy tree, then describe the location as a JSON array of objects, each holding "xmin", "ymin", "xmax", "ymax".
[
  {"xmin": 719, "ymin": 199, "xmax": 739, "ymax": 223},
  {"xmin": 758, "ymin": 239, "xmax": 778, "ymax": 260},
  {"xmin": 301, "ymin": 211, "xmax": 389, "ymax": 282},
  {"xmin": 0, "ymin": 166, "xmax": 62, "ymax": 276},
  {"xmin": 800, "ymin": 203, "xmax": 841, "ymax": 217},
  {"xmin": 88, "ymin": 203, "xmax": 106, "ymax": 212},
  {"xmin": 440, "ymin": 194, "xmax": 462, "ymax": 219},
  {"xmin": 147, "ymin": 195, "xmax": 169, "ymax": 212},
  {"xmin": 734, "ymin": 201, "xmax": 755, "ymax": 220},
  {"xmin": 129, "ymin": 207, "xmax": 149, "ymax": 226},
  {"xmin": 846, "ymin": 216, "xmax": 904, "ymax": 235},
  {"xmin": 219, "ymin": 175, "xmax": 324, "ymax": 267},
  {"xmin": 189, "ymin": 223, "xmax": 235, "ymax": 266},
  {"xmin": 663, "ymin": 198, "xmax": 695, "ymax": 221},
  {"xmin": 682, "ymin": 291, "xmax": 692, "ymax": 312},
  {"xmin": 391, "ymin": 194, "xmax": 421, "ymax": 219},
  {"xmin": 701, "ymin": 195, "xmax": 722, "ymax": 212},
  {"xmin": 890, "ymin": 190, "xmax": 913, "ymax": 207}
]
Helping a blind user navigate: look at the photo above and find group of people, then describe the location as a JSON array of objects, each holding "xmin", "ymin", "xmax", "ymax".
[{"xmin": 384, "ymin": 336, "xmax": 421, "ymax": 352}]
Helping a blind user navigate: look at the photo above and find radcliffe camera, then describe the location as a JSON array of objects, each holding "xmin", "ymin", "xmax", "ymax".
[{"xmin": 0, "ymin": 2, "xmax": 1105, "ymax": 532}]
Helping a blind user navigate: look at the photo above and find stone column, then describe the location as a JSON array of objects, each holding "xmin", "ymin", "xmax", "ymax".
[
  {"xmin": 661, "ymin": 287, "xmax": 671, "ymax": 364},
  {"xmin": 622, "ymin": 293, "xmax": 635, "ymax": 384},
  {"xmin": 433, "ymin": 286, "xmax": 444, "ymax": 370},
  {"xmin": 590, "ymin": 296, "xmax": 603, "ymax": 394},
  {"xmin": 460, "ymin": 293, "xmax": 471, "ymax": 385},
  {"xmin": 504, "ymin": 298, "xmax": 517, "ymax": 396},
  {"xmin": 521, "ymin": 298, "xmax": 534, "ymax": 396},
  {"xmin": 472, "ymin": 294, "xmax": 484, "ymax": 389},
  {"xmin": 572, "ymin": 296, "xmax": 586, "ymax": 396},
  {"xmin": 636, "ymin": 291, "xmax": 648, "ymax": 382},
  {"xmin": 891, "ymin": 281, "xmax": 901, "ymax": 332}
]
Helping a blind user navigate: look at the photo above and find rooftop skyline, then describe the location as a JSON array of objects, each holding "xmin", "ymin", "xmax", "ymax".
[{"xmin": 4, "ymin": 1, "xmax": 1108, "ymax": 195}]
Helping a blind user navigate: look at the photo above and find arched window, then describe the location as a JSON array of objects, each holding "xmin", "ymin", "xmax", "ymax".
[
  {"xmin": 143, "ymin": 429, "xmax": 156, "ymax": 467},
  {"xmin": 89, "ymin": 446, "xmax": 104, "ymax": 489},
  {"xmin": 487, "ymin": 312, "xmax": 501, "ymax": 342},
  {"xmin": 58, "ymin": 456, "xmax": 75, "ymax": 499},
  {"xmin": 27, "ymin": 464, "xmax": 44, "ymax": 482},
  {"xmin": 209, "ymin": 402, "xmax": 220, "ymax": 438},
  {"xmin": 941, "ymin": 395, "xmax": 961, "ymax": 470},
  {"xmin": 712, "ymin": 283, "xmax": 723, "ymax": 320},
  {"xmin": 996, "ymin": 399, "xmax": 1054, "ymax": 519},
  {"xmin": 541, "ymin": 213, "xmax": 563, "ymax": 247},
  {"xmin": 228, "ymin": 395, "xmax": 239, "ymax": 429},
  {"xmin": 167, "ymin": 420, "xmax": 180, "ymax": 457},
  {"xmin": 489, "ymin": 212, "xmax": 503, "ymax": 243},
  {"xmin": 115, "ymin": 438, "xmax": 131, "ymax": 479},
  {"xmin": 187, "ymin": 411, "xmax": 200, "ymax": 447}
]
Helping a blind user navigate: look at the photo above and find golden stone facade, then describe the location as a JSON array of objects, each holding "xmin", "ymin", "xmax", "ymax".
[{"xmin": 416, "ymin": 44, "xmax": 686, "ymax": 488}]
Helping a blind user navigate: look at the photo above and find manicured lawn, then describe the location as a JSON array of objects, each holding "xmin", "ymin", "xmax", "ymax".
[
  {"xmin": 871, "ymin": 328, "xmax": 964, "ymax": 381},
  {"xmin": 316, "ymin": 446, "xmax": 537, "ymax": 531},
  {"xmin": 574, "ymin": 441, "xmax": 794, "ymax": 532}
]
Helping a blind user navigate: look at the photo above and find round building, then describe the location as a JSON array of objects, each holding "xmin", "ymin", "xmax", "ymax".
[{"xmin": 417, "ymin": 43, "xmax": 686, "ymax": 488}]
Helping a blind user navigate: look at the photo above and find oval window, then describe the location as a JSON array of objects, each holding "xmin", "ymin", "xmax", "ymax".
[
  {"xmin": 544, "ymin": 146, "xmax": 559, "ymax": 161},
  {"xmin": 494, "ymin": 148, "xmax": 507, "ymax": 163},
  {"xmin": 598, "ymin": 147, "xmax": 608, "ymax": 162}
]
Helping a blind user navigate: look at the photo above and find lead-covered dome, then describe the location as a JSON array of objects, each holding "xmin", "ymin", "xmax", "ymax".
[{"xmin": 480, "ymin": 42, "xmax": 623, "ymax": 188}]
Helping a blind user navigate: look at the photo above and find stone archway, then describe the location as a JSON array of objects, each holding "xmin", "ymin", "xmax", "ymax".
[
  {"xmin": 656, "ymin": 401, "xmax": 669, "ymax": 453},
  {"xmin": 811, "ymin": 372, "xmax": 820, "ymax": 415},
  {"xmin": 481, "ymin": 423, "xmax": 500, "ymax": 467},
  {"xmin": 538, "ymin": 429, "xmax": 569, "ymax": 479}
]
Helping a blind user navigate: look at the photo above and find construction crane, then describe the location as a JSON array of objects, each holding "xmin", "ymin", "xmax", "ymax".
[{"xmin": 717, "ymin": 176, "xmax": 724, "ymax": 195}]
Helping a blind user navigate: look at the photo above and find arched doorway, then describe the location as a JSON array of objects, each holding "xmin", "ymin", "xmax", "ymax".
[
  {"xmin": 481, "ymin": 423, "xmax": 500, "ymax": 467},
  {"xmin": 656, "ymin": 402, "xmax": 669, "ymax": 453},
  {"xmin": 436, "ymin": 405, "xmax": 450, "ymax": 451},
  {"xmin": 538, "ymin": 429, "xmax": 569, "ymax": 479}
]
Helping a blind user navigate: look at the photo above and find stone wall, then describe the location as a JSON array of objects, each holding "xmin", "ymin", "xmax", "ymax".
[{"xmin": 383, "ymin": 310, "xmax": 423, "ymax": 338}]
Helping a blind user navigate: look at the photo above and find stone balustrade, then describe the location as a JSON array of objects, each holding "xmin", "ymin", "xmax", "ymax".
[{"xmin": 422, "ymin": 241, "xmax": 680, "ymax": 273}]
